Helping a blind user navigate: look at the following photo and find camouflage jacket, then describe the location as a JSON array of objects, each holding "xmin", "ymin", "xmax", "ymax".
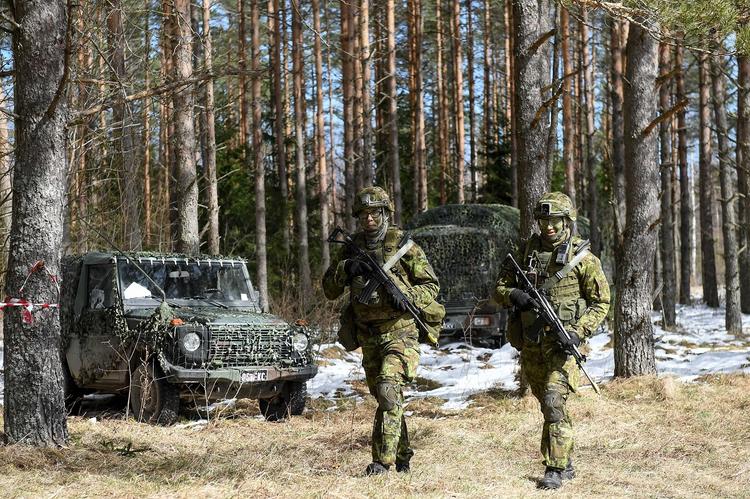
[
  {"xmin": 494, "ymin": 234, "xmax": 610, "ymax": 339},
  {"xmin": 323, "ymin": 227, "xmax": 440, "ymax": 330}
]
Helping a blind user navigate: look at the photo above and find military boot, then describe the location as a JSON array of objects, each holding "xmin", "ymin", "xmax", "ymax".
[
  {"xmin": 562, "ymin": 460, "xmax": 575, "ymax": 480},
  {"xmin": 395, "ymin": 460, "xmax": 410, "ymax": 473},
  {"xmin": 538, "ymin": 467, "xmax": 563, "ymax": 489},
  {"xmin": 364, "ymin": 462, "xmax": 390, "ymax": 476}
]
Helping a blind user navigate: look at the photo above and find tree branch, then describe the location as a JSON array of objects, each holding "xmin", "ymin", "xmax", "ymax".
[{"xmin": 643, "ymin": 98, "xmax": 689, "ymax": 137}]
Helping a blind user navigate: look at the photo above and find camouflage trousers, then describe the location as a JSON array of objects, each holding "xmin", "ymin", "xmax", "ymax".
[
  {"xmin": 521, "ymin": 342, "xmax": 580, "ymax": 470},
  {"xmin": 358, "ymin": 324, "xmax": 420, "ymax": 467}
]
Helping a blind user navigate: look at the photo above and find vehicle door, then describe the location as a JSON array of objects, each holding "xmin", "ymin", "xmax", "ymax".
[{"xmin": 74, "ymin": 263, "xmax": 129, "ymax": 389}]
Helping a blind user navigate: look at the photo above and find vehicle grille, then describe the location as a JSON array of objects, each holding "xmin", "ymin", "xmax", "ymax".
[{"xmin": 206, "ymin": 325, "xmax": 304, "ymax": 368}]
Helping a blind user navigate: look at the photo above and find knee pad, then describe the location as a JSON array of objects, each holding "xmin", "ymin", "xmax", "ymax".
[
  {"xmin": 375, "ymin": 382, "xmax": 400, "ymax": 411},
  {"xmin": 542, "ymin": 390, "xmax": 565, "ymax": 423}
]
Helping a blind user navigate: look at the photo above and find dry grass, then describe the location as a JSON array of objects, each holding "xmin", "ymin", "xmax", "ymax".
[{"xmin": 1, "ymin": 374, "xmax": 749, "ymax": 498}]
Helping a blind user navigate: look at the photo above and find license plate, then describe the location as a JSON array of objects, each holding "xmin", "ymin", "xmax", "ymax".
[{"xmin": 241, "ymin": 370, "xmax": 268, "ymax": 382}]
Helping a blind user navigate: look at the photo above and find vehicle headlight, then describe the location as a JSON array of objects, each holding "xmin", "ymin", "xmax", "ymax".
[
  {"xmin": 473, "ymin": 316, "xmax": 491, "ymax": 327},
  {"xmin": 182, "ymin": 331, "xmax": 201, "ymax": 352},
  {"xmin": 292, "ymin": 332, "xmax": 309, "ymax": 352}
]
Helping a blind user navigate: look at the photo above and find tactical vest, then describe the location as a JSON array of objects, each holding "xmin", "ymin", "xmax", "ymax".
[
  {"xmin": 519, "ymin": 236, "xmax": 590, "ymax": 339},
  {"xmin": 348, "ymin": 228, "xmax": 413, "ymax": 325}
]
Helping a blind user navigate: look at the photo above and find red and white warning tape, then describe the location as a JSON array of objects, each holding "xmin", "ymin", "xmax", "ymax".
[{"xmin": 2, "ymin": 261, "xmax": 61, "ymax": 324}]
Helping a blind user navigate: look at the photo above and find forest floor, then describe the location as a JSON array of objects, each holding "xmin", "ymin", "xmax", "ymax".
[{"xmin": 0, "ymin": 374, "xmax": 748, "ymax": 498}]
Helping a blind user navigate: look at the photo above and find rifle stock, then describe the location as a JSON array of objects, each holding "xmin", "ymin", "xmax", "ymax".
[{"xmin": 505, "ymin": 253, "xmax": 601, "ymax": 395}]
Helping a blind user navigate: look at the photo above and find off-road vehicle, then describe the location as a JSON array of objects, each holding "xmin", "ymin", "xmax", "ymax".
[{"xmin": 60, "ymin": 252, "xmax": 317, "ymax": 424}]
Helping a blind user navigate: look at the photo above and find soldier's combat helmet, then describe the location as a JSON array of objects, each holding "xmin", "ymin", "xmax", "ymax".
[
  {"xmin": 533, "ymin": 192, "xmax": 577, "ymax": 222},
  {"xmin": 352, "ymin": 186, "xmax": 395, "ymax": 217}
]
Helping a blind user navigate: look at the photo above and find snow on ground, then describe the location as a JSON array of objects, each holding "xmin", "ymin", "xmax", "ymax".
[{"xmin": 309, "ymin": 302, "xmax": 750, "ymax": 410}]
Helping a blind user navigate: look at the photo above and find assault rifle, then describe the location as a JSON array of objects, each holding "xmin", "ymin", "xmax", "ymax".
[
  {"xmin": 327, "ymin": 226, "xmax": 430, "ymax": 336},
  {"xmin": 505, "ymin": 253, "xmax": 601, "ymax": 395}
]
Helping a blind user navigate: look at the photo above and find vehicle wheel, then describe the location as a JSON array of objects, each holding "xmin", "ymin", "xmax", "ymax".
[
  {"xmin": 288, "ymin": 381, "xmax": 307, "ymax": 416},
  {"xmin": 259, "ymin": 396, "xmax": 289, "ymax": 422},
  {"xmin": 129, "ymin": 359, "xmax": 180, "ymax": 425}
]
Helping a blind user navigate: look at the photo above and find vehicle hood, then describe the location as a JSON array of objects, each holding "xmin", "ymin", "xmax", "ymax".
[{"xmin": 125, "ymin": 306, "xmax": 290, "ymax": 329}]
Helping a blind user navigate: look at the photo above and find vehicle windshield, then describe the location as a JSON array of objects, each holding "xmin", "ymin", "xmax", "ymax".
[{"xmin": 117, "ymin": 258, "xmax": 256, "ymax": 307}]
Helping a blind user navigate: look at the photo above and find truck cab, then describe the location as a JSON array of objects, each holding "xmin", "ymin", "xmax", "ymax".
[{"xmin": 61, "ymin": 252, "xmax": 317, "ymax": 423}]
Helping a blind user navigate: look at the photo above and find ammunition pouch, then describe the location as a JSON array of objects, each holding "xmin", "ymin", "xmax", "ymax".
[
  {"xmin": 419, "ymin": 300, "xmax": 445, "ymax": 346},
  {"xmin": 337, "ymin": 303, "xmax": 360, "ymax": 351}
]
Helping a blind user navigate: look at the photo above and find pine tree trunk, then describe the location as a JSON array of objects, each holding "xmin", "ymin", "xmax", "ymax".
[
  {"xmin": 340, "ymin": 0, "xmax": 355, "ymax": 229},
  {"xmin": 107, "ymin": 1, "xmax": 142, "ymax": 250},
  {"xmin": 737, "ymin": 55, "xmax": 750, "ymax": 313},
  {"xmin": 269, "ymin": 0, "xmax": 291, "ymax": 252},
  {"xmin": 676, "ymin": 44, "xmax": 692, "ymax": 305},
  {"xmin": 5, "ymin": 0, "xmax": 69, "ymax": 446},
  {"xmin": 169, "ymin": 0, "xmax": 200, "ymax": 254},
  {"xmin": 710, "ymin": 52, "xmax": 742, "ymax": 332},
  {"xmin": 614, "ymin": 21, "xmax": 658, "ymax": 378},
  {"xmin": 292, "ymin": 4, "xmax": 312, "ymax": 304},
  {"xmin": 312, "ymin": 0, "xmax": 331, "ymax": 268},
  {"xmin": 202, "ymin": 0, "xmax": 219, "ymax": 255},
  {"xmin": 505, "ymin": 0, "xmax": 517, "ymax": 206},
  {"xmin": 561, "ymin": 7, "xmax": 575, "ymax": 204},
  {"xmin": 698, "ymin": 54, "xmax": 719, "ymax": 308},
  {"xmin": 250, "ymin": 0, "xmax": 269, "ymax": 312},
  {"xmin": 451, "ymin": 0, "xmax": 465, "ymax": 203},
  {"xmin": 512, "ymin": 0, "xmax": 552, "ymax": 238},
  {"xmin": 466, "ymin": 0, "xmax": 477, "ymax": 201},
  {"xmin": 238, "ymin": 0, "xmax": 248, "ymax": 152},
  {"xmin": 385, "ymin": 0, "xmax": 402, "ymax": 223},
  {"xmin": 351, "ymin": 4, "xmax": 363, "ymax": 192},
  {"xmin": 359, "ymin": 0, "xmax": 373, "ymax": 185},
  {"xmin": 436, "ymin": 0, "xmax": 448, "ymax": 205},
  {"xmin": 609, "ymin": 19, "xmax": 626, "ymax": 236},
  {"xmin": 482, "ymin": 0, "xmax": 493, "ymax": 178},
  {"xmin": 408, "ymin": 0, "xmax": 427, "ymax": 212},
  {"xmin": 658, "ymin": 42, "xmax": 676, "ymax": 328},
  {"xmin": 143, "ymin": 0, "xmax": 152, "ymax": 249},
  {"xmin": 545, "ymin": 3, "xmax": 559, "ymax": 175},
  {"xmin": 581, "ymin": 9, "xmax": 599, "ymax": 255}
]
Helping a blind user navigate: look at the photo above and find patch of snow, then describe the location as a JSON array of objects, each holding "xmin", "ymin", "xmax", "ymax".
[
  {"xmin": 308, "ymin": 302, "xmax": 750, "ymax": 410},
  {"xmin": 308, "ymin": 343, "xmax": 365, "ymax": 399}
]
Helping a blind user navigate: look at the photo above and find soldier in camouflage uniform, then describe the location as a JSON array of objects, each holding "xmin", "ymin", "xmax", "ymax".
[
  {"xmin": 494, "ymin": 192, "xmax": 610, "ymax": 490},
  {"xmin": 323, "ymin": 186, "xmax": 440, "ymax": 476}
]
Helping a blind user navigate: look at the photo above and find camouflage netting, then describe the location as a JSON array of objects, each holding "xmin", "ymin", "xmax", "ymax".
[
  {"xmin": 406, "ymin": 205, "xmax": 521, "ymax": 306},
  {"xmin": 405, "ymin": 204, "xmax": 589, "ymax": 306},
  {"xmin": 407, "ymin": 204, "xmax": 521, "ymax": 233}
]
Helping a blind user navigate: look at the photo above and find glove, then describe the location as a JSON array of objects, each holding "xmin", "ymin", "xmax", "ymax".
[
  {"xmin": 344, "ymin": 259, "xmax": 372, "ymax": 278},
  {"xmin": 509, "ymin": 288, "xmax": 539, "ymax": 312},
  {"xmin": 391, "ymin": 291, "xmax": 413, "ymax": 312},
  {"xmin": 560, "ymin": 329, "xmax": 581, "ymax": 348}
]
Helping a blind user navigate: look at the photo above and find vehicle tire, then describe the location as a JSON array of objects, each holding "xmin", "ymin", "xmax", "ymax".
[
  {"xmin": 129, "ymin": 359, "xmax": 180, "ymax": 425},
  {"xmin": 288, "ymin": 381, "xmax": 307, "ymax": 416},
  {"xmin": 258, "ymin": 396, "xmax": 289, "ymax": 421}
]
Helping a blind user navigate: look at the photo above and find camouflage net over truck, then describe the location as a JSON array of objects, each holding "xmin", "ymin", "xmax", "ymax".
[{"xmin": 406, "ymin": 204, "xmax": 521, "ymax": 306}]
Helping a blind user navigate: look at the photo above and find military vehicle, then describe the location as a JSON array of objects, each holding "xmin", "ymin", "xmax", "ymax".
[
  {"xmin": 407, "ymin": 204, "xmax": 590, "ymax": 348},
  {"xmin": 407, "ymin": 204, "xmax": 519, "ymax": 347},
  {"xmin": 60, "ymin": 252, "xmax": 317, "ymax": 424}
]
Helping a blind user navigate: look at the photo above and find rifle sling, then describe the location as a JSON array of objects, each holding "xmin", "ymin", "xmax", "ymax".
[
  {"xmin": 359, "ymin": 238, "xmax": 415, "ymax": 302},
  {"xmin": 540, "ymin": 243, "xmax": 591, "ymax": 291}
]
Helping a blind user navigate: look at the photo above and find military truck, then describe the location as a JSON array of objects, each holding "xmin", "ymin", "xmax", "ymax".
[
  {"xmin": 407, "ymin": 205, "xmax": 519, "ymax": 347},
  {"xmin": 407, "ymin": 204, "xmax": 590, "ymax": 348},
  {"xmin": 60, "ymin": 252, "xmax": 317, "ymax": 424}
]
